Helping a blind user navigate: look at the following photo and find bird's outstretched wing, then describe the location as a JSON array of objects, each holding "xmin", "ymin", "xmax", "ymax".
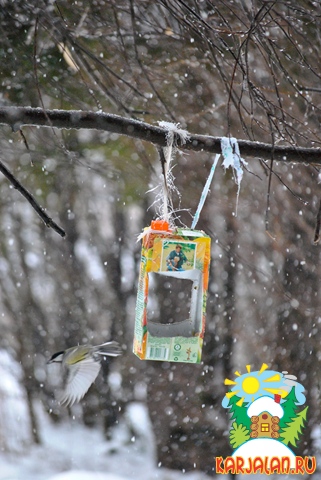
[{"xmin": 58, "ymin": 358, "xmax": 101, "ymax": 407}]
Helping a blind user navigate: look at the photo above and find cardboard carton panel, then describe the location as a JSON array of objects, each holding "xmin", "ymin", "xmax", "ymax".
[{"xmin": 133, "ymin": 224, "xmax": 211, "ymax": 363}]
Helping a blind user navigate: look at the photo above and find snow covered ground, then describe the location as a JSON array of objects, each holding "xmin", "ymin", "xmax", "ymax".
[
  {"xmin": 0, "ymin": 400, "xmax": 318, "ymax": 480},
  {"xmin": 0, "ymin": 402, "xmax": 212, "ymax": 480}
]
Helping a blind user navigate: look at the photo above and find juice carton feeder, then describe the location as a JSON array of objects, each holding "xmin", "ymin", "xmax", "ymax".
[{"xmin": 133, "ymin": 220, "xmax": 211, "ymax": 363}]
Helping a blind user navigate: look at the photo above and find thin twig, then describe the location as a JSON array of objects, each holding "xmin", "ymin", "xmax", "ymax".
[
  {"xmin": 314, "ymin": 199, "xmax": 321, "ymax": 244},
  {"xmin": 33, "ymin": 18, "xmax": 75, "ymax": 161},
  {"xmin": 261, "ymin": 159, "xmax": 308, "ymax": 205},
  {"xmin": 19, "ymin": 129, "xmax": 33, "ymax": 166},
  {"xmin": 0, "ymin": 158, "xmax": 66, "ymax": 237},
  {"xmin": 19, "ymin": 129, "xmax": 30, "ymax": 151},
  {"xmin": 265, "ymin": 117, "xmax": 276, "ymax": 239}
]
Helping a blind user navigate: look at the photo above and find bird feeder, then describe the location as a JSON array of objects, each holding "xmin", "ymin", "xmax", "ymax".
[{"xmin": 133, "ymin": 220, "xmax": 211, "ymax": 363}]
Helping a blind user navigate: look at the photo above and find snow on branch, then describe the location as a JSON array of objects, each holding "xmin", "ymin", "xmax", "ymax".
[{"xmin": 0, "ymin": 107, "xmax": 321, "ymax": 164}]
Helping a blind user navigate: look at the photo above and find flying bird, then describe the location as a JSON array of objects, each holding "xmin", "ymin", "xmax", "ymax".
[{"xmin": 47, "ymin": 341, "xmax": 122, "ymax": 406}]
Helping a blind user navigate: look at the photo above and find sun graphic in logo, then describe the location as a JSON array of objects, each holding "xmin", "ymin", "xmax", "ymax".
[{"xmin": 223, "ymin": 363, "xmax": 291, "ymax": 407}]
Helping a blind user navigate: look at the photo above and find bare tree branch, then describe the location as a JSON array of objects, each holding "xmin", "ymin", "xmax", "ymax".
[
  {"xmin": 1, "ymin": 107, "xmax": 321, "ymax": 165},
  {"xmin": 314, "ymin": 199, "xmax": 321, "ymax": 245},
  {"xmin": 0, "ymin": 158, "xmax": 66, "ymax": 238}
]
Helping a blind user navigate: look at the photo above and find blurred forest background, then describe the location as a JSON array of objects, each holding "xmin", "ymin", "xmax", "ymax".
[{"xmin": 0, "ymin": 0, "xmax": 321, "ymax": 475}]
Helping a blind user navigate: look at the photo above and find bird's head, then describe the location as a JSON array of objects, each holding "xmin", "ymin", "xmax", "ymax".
[{"xmin": 47, "ymin": 351, "xmax": 64, "ymax": 364}]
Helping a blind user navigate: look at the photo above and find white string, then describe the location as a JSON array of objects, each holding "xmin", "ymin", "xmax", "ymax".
[
  {"xmin": 158, "ymin": 122, "xmax": 190, "ymax": 223},
  {"xmin": 162, "ymin": 139, "xmax": 173, "ymax": 222},
  {"xmin": 191, "ymin": 154, "xmax": 220, "ymax": 230}
]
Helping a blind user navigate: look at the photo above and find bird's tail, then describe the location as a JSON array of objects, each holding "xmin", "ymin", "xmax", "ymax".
[{"xmin": 95, "ymin": 341, "xmax": 122, "ymax": 357}]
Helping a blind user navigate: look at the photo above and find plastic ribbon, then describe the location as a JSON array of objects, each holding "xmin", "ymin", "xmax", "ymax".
[
  {"xmin": 221, "ymin": 137, "xmax": 247, "ymax": 215},
  {"xmin": 191, "ymin": 154, "xmax": 220, "ymax": 230}
]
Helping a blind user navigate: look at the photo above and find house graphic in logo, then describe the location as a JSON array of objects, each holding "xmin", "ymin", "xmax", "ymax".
[
  {"xmin": 248, "ymin": 395, "xmax": 283, "ymax": 439},
  {"xmin": 216, "ymin": 364, "xmax": 316, "ymax": 475}
]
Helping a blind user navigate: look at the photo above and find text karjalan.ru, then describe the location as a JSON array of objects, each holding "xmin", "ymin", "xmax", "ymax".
[{"xmin": 215, "ymin": 456, "xmax": 316, "ymax": 475}]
